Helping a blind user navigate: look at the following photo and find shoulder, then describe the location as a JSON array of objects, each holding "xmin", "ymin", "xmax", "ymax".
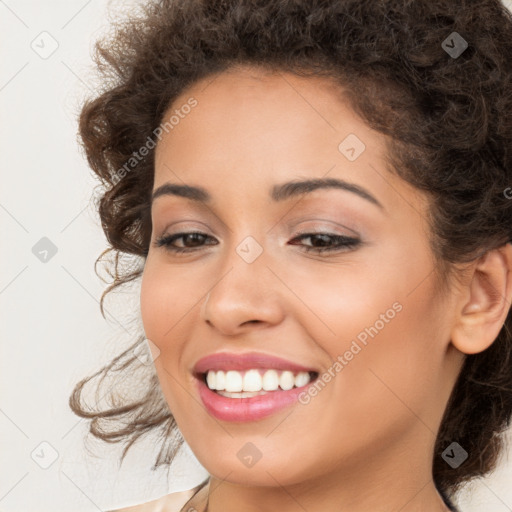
[{"xmin": 106, "ymin": 486, "xmax": 199, "ymax": 512}]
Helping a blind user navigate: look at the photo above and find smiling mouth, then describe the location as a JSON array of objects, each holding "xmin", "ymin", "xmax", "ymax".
[{"xmin": 196, "ymin": 369, "xmax": 320, "ymax": 397}]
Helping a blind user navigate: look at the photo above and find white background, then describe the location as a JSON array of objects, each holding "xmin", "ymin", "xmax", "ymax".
[{"xmin": 1, "ymin": 1, "xmax": 511, "ymax": 511}]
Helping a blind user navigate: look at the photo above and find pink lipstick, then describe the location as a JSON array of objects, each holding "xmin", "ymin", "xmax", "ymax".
[{"xmin": 193, "ymin": 351, "xmax": 319, "ymax": 422}]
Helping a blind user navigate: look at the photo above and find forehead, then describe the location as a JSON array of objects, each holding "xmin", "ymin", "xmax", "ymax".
[
  {"xmin": 155, "ymin": 67, "xmax": 381, "ymax": 152},
  {"xmin": 157, "ymin": 68, "xmax": 377, "ymax": 162},
  {"xmin": 152, "ymin": 66, "xmax": 425, "ymax": 217}
]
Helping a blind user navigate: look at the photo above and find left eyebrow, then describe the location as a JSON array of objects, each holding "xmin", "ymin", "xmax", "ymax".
[
  {"xmin": 151, "ymin": 177, "xmax": 383, "ymax": 210},
  {"xmin": 270, "ymin": 178, "xmax": 383, "ymax": 209}
]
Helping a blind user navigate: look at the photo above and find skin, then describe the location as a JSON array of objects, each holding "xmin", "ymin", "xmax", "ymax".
[{"xmin": 139, "ymin": 65, "xmax": 512, "ymax": 512}]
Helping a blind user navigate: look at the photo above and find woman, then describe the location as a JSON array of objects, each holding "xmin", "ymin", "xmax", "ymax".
[{"xmin": 70, "ymin": 1, "xmax": 512, "ymax": 511}]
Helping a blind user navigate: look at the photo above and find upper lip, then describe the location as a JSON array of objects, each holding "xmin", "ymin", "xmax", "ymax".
[{"xmin": 193, "ymin": 351, "xmax": 319, "ymax": 375}]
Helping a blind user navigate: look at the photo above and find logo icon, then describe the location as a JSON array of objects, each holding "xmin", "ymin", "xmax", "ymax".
[
  {"xmin": 31, "ymin": 441, "xmax": 59, "ymax": 469},
  {"xmin": 30, "ymin": 32, "xmax": 59, "ymax": 60},
  {"xmin": 442, "ymin": 32, "xmax": 468, "ymax": 59},
  {"xmin": 134, "ymin": 338, "xmax": 161, "ymax": 365},
  {"xmin": 237, "ymin": 442, "xmax": 263, "ymax": 468},
  {"xmin": 441, "ymin": 442, "xmax": 468, "ymax": 468},
  {"xmin": 236, "ymin": 236, "xmax": 263, "ymax": 264},
  {"xmin": 32, "ymin": 237, "xmax": 58, "ymax": 263},
  {"xmin": 338, "ymin": 134, "xmax": 366, "ymax": 161}
]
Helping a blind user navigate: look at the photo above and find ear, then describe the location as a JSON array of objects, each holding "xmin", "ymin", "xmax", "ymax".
[{"xmin": 450, "ymin": 242, "xmax": 512, "ymax": 355}]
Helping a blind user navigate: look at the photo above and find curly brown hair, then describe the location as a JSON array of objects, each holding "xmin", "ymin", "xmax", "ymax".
[{"xmin": 70, "ymin": 0, "xmax": 512, "ymax": 504}]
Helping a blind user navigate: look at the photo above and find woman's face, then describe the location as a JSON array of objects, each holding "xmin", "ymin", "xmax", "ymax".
[{"xmin": 140, "ymin": 66, "xmax": 465, "ymax": 489}]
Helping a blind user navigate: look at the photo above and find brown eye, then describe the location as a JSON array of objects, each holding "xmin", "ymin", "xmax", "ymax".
[
  {"xmin": 154, "ymin": 232, "xmax": 218, "ymax": 253},
  {"xmin": 288, "ymin": 233, "xmax": 361, "ymax": 253}
]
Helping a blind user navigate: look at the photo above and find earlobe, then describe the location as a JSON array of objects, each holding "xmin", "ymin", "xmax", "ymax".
[{"xmin": 451, "ymin": 243, "xmax": 512, "ymax": 355}]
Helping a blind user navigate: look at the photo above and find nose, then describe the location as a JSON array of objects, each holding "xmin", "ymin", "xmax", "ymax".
[{"xmin": 200, "ymin": 247, "xmax": 286, "ymax": 335}]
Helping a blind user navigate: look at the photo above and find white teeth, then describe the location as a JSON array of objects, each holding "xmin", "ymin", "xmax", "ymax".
[
  {"xmin": 214, "ymin": 370, "xmax": 225, "ymax": 391},
  {"xmin": 243, "ymin": 369, "xmax": 262, "ymax": 392},
  {"xmin": 279, "ymin": 370, "xmax": 295, "ymax": 391},
  {"xmin": 206, "ymin": 370, "xmax": 216, "ymax": 390},
  {"xmin": 262, "ymin": 369, "xmax": 279, "ymax": 391},
  {"xmin": 294, "ymin": 371, "xmax": 310, "ymax": 388},
  {"xmin": 205, "ymin": 369, "xmax": 312, "ymax": 392},
  {"xmin": 225, "ymin": 370, "xmax": 243, "ymax": 392},
  {"xmin": 217, "ymin": 390, "xmax": 269, "ymax": 398}
]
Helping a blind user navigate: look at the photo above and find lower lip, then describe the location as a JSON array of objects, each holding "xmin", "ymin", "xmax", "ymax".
[{"xmin": 196, "ymin": 376, "xmax": 316, "ymax": 422}]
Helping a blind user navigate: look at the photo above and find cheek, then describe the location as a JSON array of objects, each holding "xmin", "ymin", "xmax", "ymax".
[
  {"xmin": 140, "ymin": 267, "xmax": 171, "ymax": 341},
  {"xmin": 287, "ymin": 247, "xmax": 444, "ymax": 415},
  {"xmin": 139, "ymin": 263, "xmax": 192, "ymax": 374},
  {"xmin": 139, "ymin": 263, "xmax": 195, "ymax": 412},
  {"xmin": 140, "ymin": 260, "xmax": 199, "ymax": 341},
  {"xmin": 331, "ymin": 292, "xmax": 446, "ymax": 449}
]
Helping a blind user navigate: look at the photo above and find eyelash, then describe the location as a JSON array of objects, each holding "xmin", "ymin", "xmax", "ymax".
[{"xmin": 153, "ymin": 231, "xmax": 361, "ymax": 255}]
